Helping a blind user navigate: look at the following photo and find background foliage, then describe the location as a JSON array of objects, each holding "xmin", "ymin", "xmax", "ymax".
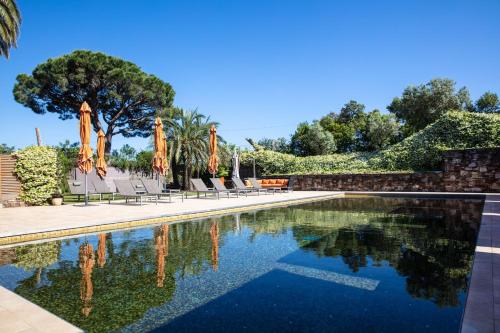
[{"xmin": 242, "ymin": 111, "xmax": 500, "ymax": 175}]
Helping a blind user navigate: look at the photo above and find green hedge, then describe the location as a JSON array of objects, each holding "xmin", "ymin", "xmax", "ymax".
[
  {"xmin": 372, "ymin": 111, "xmax": 500, "ymax": 170},
  {"xmin": 241, "ymin": 111, "xmax": 500, "ymax": 175},
  {"xmin": 14, "ymin": 146, "xmax": 61, "ymax": 205},
  {"xmin": 240, "ymin": 150, "xmax": 380, "ymax": 175}
]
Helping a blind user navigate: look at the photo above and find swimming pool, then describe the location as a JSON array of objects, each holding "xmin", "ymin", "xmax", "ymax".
[{"xmin": 0, "ymin": 196, "xmax": 483, "ymax": 332}]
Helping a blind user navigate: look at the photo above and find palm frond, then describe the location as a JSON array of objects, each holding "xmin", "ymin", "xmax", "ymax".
[{"xmin": 0, "ymin": 0, "xmax": 21, "ymax": 58}]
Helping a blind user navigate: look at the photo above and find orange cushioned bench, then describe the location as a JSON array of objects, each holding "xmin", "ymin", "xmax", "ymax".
[{"xmin": 258, "ymin": 179, "xmax": 289, "ymax": 188}]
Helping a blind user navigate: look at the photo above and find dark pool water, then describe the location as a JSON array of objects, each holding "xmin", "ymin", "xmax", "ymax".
[{"xmin": 0, "ymin": 197, "xmax": 483, "ymax": 333}]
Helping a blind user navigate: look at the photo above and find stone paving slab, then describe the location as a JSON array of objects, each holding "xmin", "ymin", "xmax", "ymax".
[
  {"xmin": 462, "ymin": 195, "xmax": 500, "ymax": 333},
  {"xmin": 0, "ymin": 286, "xmax": 82, "ymax": 333}
]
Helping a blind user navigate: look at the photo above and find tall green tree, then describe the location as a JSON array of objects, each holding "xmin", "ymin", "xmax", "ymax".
[
  {"xmin": 0, "ymin": 143, "xmax": 15, "ymax": 153},
  {"xmin": 109, "ymin": 144, "xmax": 138, "ymax": 171},
  {"xmin": 361, "ymin": 110, "xmax": 400, "ymax": 151},
  {"xmin": 319, "ymin": 100, "xmax": 367, "ymax": 152},
  {"xmin": 13, "ymin": 50, "xmax": 175, "ymax": 153},
  {"xmin": 475, "ymin": 91, "xmax": 500, "ymax": 113},
  {"xmin": 164, "ymin": 109, "xmax": 223, "ymax": 189},
  {"xmin": 387, "ymin": 78, "xmax": 473, "ymax": 135},
  {"xmin": 337, "ymin": 100, "xmax": 366, "ymax": 123},
  {"xmin": 0, "ymin": 0, "xmax": 21, "ymax": 59},
  {"xmin": 290, "ymin": 121, "xmax": 336, "ymax": 156},
  {"xmin": 257, "ymin": 137, "xmax": 290, "ymax": 153}
]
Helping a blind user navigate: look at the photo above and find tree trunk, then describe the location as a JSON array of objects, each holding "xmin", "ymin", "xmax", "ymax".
[
  {"xmin": 105, "ymin": 130, "xmax": 113, "ymax": 154},
  {"xmin": 172, "ymin": 158, "xmax": 180, "ymax": 189},
  {"xmin": 183, "ymin": 161, "xmax": 189, "ymax": 190}
]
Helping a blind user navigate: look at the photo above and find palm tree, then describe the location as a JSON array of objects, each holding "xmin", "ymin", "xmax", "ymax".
[
  {"xmin": 163, "ymin": 108, "xmax": 226, "ymax": 189},
  {"xmin": 0, "ymin": 0, "xmax": 21, "ymax": 59}
]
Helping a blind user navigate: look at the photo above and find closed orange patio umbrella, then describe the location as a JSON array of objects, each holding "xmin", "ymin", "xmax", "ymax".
[
  {"xmin": 208, "ymin": 125, "xmax": 218, "ymax": 178},
  {"xmin": 162, "ymin": 137, "xmax": 169, "ymax": 176},
  {"xmin": 96, "ymin": 130, "xmax": 107, "ymax": 178},
  {"xmin": 152, "ymin": 117, "xmax": 166, "ymax": 177},
  {"xmin": 78, "ymin": 102, "xmax": 93, "ymax": 205}
]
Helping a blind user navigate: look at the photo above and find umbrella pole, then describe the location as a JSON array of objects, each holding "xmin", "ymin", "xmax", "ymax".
[{"xmin": 84, "ymin": 172, "xmax": 88, "ymax": 206}]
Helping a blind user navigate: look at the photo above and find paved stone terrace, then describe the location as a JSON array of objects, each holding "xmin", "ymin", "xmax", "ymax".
[{"xmin": 0, "ymin": 191, "xmax": 341, "ymax": 243}]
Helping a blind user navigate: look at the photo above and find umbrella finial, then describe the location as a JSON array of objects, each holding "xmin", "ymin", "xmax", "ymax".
[{"xmin": 80, "ymin": 101, "xmax": 91, "ymax": 113}]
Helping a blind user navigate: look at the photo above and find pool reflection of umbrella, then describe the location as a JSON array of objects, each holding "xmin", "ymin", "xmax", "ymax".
[
  {"xmin": 232, "ymin": 150, "xmax": 240, "ymax": 179},
  {"xmin": 233, "ymin": 213, "xmax": 241, "ymax": 234},
  {"xmin": 79, "ymin": 243, "xmax": 95, "ymax": 317},
  {"xmin": 162, "ymin": 224, "xmax": 169, "ymax": 256},
  {"xmin": 208, "ymin": 125, "xmax": 218, "ymax": 179},
  {"xmin": 97, "ymin": 234, "xmax": 106, "ymax": 268},
  {"xmin": 155, "ymin": 225, "xmax": 169, "ymax": 288},
  {"xmin": 96, "ymin": 130, "xmax": 107, "ymax": 178},
  {"xmin": 210, "ymin": 221, "xmax": 219, "ymax": 272},
  {"xmin": 78, "ymin": 102, "xmax": 94, "ymax": 205}
]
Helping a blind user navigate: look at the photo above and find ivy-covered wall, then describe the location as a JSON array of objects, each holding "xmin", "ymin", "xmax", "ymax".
[
  {"xmin": 241, "ymin": 111, "xmax": 500, "ymax": 175},
  {"xmin": 268, "ymin": 147, "xmax": 500, "ymax": 193}
]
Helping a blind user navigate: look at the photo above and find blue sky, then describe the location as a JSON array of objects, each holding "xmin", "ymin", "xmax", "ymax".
[{"xmin": 1, "ymin": 0, "xmax": 499, "ymax": 151}]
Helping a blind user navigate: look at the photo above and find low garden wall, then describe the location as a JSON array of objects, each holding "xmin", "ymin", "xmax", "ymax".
[{"xmin": 267, "ymin": 147, "xmax": 500, "ymax": 193}]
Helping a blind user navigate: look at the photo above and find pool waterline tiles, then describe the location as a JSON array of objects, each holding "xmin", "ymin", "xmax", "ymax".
[{"xmin": 0, "ymin": 196, "xmax": 484, "ymax": 333}]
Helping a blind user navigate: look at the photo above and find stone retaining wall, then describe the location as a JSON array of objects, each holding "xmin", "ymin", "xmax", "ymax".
[
  {"xmin": 443, "ymin": 148, "xmax": 500, "ymax": 192},
  {"xmin": 287, "ymin": 172, "xmax": 445, "ymax": 192},
  {"xmin": 266, "ymin": 147, "xmax": 500, "ymax": 193}
]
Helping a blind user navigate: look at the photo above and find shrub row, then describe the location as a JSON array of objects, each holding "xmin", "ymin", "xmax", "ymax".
[
  {"xmin": 241, "ymin": 111, "xmax": 500, "ymax": 175},
  {"xmin": 240, "ymin": 150, "xmax": 382, "ymax": 175}
]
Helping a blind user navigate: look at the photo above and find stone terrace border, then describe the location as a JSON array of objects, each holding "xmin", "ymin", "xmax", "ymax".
[
  {"xmin": 0, "ymin": 286, "xmax": 82, "ymax": 332},
  {"xmin": 461, "ymin": 194, "xmax": 500, "ymax": 333}
]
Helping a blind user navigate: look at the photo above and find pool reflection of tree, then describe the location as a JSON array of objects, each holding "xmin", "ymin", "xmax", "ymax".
[
  {"xmin": 10, "ymin": 198, "xmax": 482, "ymax": 332},
  {"xmin": 294, "ymin": 199, "xmax": 481, "ymax": 307},
  {"xmin": 14, "ymin": 221, "xmax": 217, "ymax": 333}
]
